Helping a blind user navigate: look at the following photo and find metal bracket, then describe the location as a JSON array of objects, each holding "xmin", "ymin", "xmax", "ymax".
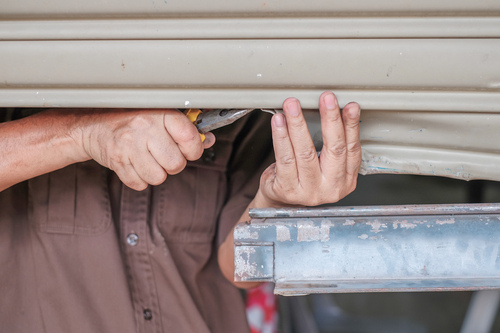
[{"xmin": 234, "ymin": 203, "xmax": 500, "ymax": 296}]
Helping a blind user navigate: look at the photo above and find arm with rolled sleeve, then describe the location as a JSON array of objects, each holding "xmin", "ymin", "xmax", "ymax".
[{"xmin": 0, "ymin": 108, "xmax": 215, "ymax": 192}]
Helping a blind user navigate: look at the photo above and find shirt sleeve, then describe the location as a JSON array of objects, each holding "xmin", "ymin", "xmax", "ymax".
[{"xmin": 216, "ymin": 111, "xmax": 275, "ymax": 247}]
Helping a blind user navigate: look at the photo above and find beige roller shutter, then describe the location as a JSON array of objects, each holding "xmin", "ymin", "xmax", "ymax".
[{"xmin": 1, "ymin": 0, "xmax": 499, "ymax": 180}]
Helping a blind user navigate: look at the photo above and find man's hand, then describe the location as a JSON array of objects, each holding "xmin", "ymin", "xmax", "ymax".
[
  {"xmin": 255, "ymin": 91, "xmax": 361, "ymax": 207},
  {"xmin": 218, "ymin": 91, "xmax": 361, "ymax": 287},
  {"xmin": 71, "ymin": 109, "xmax": 215, "ymax": 191}
]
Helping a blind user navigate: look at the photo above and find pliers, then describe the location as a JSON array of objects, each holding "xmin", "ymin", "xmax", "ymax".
[
  {"xmin": 184, "ymin": 108, "xmax": 251, "ymax": 141},
  {"xmin": 184, "ymin": 108, "xmax": 280, "ymax": 141}
]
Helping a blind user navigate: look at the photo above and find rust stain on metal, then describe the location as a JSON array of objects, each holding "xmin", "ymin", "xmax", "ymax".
[
  {"xmin": 276, "ymin": 225, "xmax": 291, "ymax": 242},
  {"xmin": 297, "ymin": 221, "xmax": 331, "ymax": 242},
  {"xmin": 320, "ymin": 220, "xmax": 334, "ymax": 242},
  {"xmin": 392, "ymin": 219, "xmax": 417, "ymax": 229},
  {"xmin": 436, "ymin": 218, "xmax": 456, "ymax": 225},
  {"xmin": 343, "ymin": 219, "xmax": 356, "ymax": 226},
  {"xmin": 297, "ymin": 222, "xmax": 320, "ymax": 242},
  {"xmin": 234, "ymin": 247, "xmax": 257, "ymax": 279},
  {"xmin": 234, "ymin": 227, "xmax": 259, "ymax": 240},
  {"xmin": 367, "ymin": 220, "xmax": 387, "ymax": 233}
]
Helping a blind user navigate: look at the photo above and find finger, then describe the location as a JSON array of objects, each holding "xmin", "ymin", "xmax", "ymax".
[
  {"xmin": 318, "ymin": 91, "xmax": 348, "ymax": 180},
  {"xmin": 163, "ymin": 111, "xmax": 204, "ymax": 161},
  {"xmin": 130, "ymin": 150, "xmax": 168, "ymax": 185},
  {"xmin": 271, "ymin": 113, "xmax": 299, "ymax": 191},
  {"xmin": 147, "ymin": 130, "xmax": 187, "ymax": 175},
  {"xmin": 113, "ymin": 159, "xmax": 149, "ymax": 191},
  {"xmin": 282, "ymin": 98, "xmax": 321, "ymax": 185},
  {"xmin": 258, "ymin": 163, "xmax": 280, "ymax": 204},
  {"xmin": 342, "ymin": 102, "xmax": 362, "ymax": 179},
  {"xmin": 202, "ymin": 132, "xmax": 216, "ymax": 149}
]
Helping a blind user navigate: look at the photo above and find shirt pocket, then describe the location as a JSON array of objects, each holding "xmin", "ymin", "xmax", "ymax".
[
  {"xmin": 155, "ymin": 167, "xmax": 225, "ymax": 244},
  {"xmin": 28, "ymin": 161, "xmax": 112, "ymax": 235}
]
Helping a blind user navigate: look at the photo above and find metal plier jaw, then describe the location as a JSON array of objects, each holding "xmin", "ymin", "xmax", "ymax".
[
  {"xmin": 193, "ymin": 109, "xmax": 256, "ymax": 134},
  {"xmin": 184, "ymin": 108, "xmax": 281, "ymax": 141}
]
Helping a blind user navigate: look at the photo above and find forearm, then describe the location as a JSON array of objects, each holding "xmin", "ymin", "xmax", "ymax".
[
  {"xmin": 218, "ymin": 199, "xmax": 261, "ymax": 289},
  {"xmin": 0, "ymin": 110, "xmax": 89, "ymax": 192},
  {"xmin": 218, "ymin": 191, "xmax": 277, "ymax": 289}
]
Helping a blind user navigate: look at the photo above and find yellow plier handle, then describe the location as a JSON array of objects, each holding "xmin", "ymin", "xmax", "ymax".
[{"xmin": 184, "ymin": 109, "xmax": 206, "ymax": 142}]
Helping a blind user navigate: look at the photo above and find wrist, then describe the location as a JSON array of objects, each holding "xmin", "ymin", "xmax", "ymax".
[{"xmin": 47, "ymin": 109, "xmax": 93, "ymax": 164}]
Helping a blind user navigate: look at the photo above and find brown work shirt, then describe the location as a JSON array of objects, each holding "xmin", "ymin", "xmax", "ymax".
[{"xmin": 0, "ymin": 109, "xmax": 273, "ymax": 333}]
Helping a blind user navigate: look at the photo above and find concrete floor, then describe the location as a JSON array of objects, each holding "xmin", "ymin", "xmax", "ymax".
[{"xmin": 283, "ymin": 173, "xmax": 500, "ymax": 333}]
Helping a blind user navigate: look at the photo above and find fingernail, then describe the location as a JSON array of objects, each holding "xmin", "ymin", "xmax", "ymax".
[
  {"xmin": 203, "ymin": 133, "xmax": 216, "ymax": 146},
  {"xmin": 324, "ymin": 92, "xmax": 337, "ymax": 109},
  {"xmin": 285, "ymin": 99, "xmax": 301, "ymax": 117},
  {"xmin": 347, "ymin": 105, "xmax": 361, "ymax": 119},
  {"xmin": 273, "ymin": 113, "xmax": 285, "ymax": 127}
]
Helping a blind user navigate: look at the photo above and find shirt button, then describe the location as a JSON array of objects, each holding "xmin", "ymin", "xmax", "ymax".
[
  {"xmin": 126, "ymin": 233, "xmax": 139, "ymax": 246},
  {"xmin": 143, "ymin": 309, "xmax": 153, "ymax": 321}
]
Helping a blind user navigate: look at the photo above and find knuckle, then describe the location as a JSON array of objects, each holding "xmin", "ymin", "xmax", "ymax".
[
  {"xmin": 175, "ymin": 125, "xmax": 200, "ymax": 144},
  {"xmin": 345, "ymin": 119, "xmax": 360, "ymax": 130},
  {"xmin": 149, "ymin": 170, "xmax": 167, "ymax": 186},
  {"xmin": 326, "ymin": 142, "xmax": 347, "ymax": 157},
  {"xmin": 278, "ymin": 154, "xmax": 296, "ymax": 166},
  {"xmin": 186, "ymin": 145, "xmax": 204, "ymax": 161},
  {"xmin": 127, "ymin": 179, "xmax": 148, "ymax": 191},
  {"xmin": 274, "ymin": 181, "xmax": 297, "ymax": 202},
  {"xmin": 129, "ymin": 113, "xmax": 153, "ymax": 129},
  {"xmin": 165, "ymin": 158, "xmax": 187, "ymax": 175},
  {"xmin": 117, "ymin": 130, "xmax": 135, "ymax": 145},
  {"xmin": 296, "ymin": 149, "xmax": 317, "ymax": 162},
  {"xmin": 347, "ymin": 140, "xmax": 362, "ymax": 154},
  {"xmin": 107, "ymin": 152, "xmax": 126, "ymax": 170}
]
